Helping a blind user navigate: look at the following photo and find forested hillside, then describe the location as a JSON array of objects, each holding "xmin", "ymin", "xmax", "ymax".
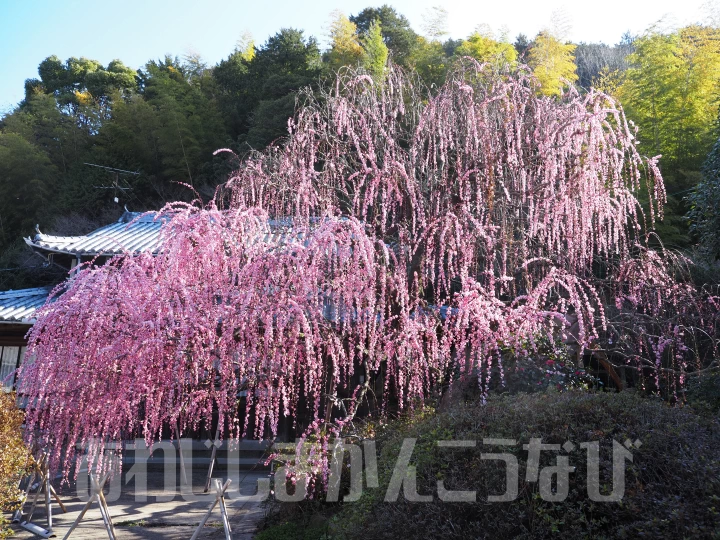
[{"xmin": 2, "ymin": 5, "xmax": 720, "ymax": 289}]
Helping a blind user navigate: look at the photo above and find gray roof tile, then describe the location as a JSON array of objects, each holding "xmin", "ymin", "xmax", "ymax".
[
  {"xmin": 0, "ymin": 286, "xmax": 53, "ymax": 323},
  {"xmin": 25, "ymin": 211, "xmax": 164, "ymax": 256},
  {"xmin": 25, "ymin": 211, "xmax": 307, "ymax": 257}
]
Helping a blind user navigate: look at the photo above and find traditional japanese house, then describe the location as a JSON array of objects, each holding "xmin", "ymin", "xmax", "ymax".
[{"xmin": 0, "ymin": 210, "xmax": 163, "ymax": 392}]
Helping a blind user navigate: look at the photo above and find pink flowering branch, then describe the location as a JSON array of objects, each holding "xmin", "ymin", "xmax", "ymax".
[{"xmin": 17, "ymin": 61, "xmax": 716, "ymax": 491}]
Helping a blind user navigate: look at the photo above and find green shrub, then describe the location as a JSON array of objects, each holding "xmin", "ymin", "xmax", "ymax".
[
  {"xmin": 685, "ymin": 369, "xmax": 720, "ymax": 416},
  {"xmin": 317, "ymin": 391, "xmax": 720, "ymax": 539}
]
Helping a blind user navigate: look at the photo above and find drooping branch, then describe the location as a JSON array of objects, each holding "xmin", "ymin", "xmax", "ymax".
[{"xmin": 18, "ymin": 62, "xmax": 716, "ymax": 487}]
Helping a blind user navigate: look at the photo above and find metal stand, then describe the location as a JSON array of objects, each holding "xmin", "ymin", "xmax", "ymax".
[
  {"xmin": 15, "ymin": 455, "xmax": 66, "ymax": 538},
  {"xmin": 190, "ymin": 479, "xmax": 232, "ymax": 540},
  {"xmin": 61, "ymin": 474, "xmax": 116, "ymax": 540},
  {"xmin": 203, "ymin": 425, "xmax": 221, "ymax": 493}
]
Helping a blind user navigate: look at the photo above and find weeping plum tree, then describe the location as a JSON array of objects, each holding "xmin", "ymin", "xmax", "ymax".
[{"xmin": 19, "ymin": 60, "xmax": 718, "ymax": 487}]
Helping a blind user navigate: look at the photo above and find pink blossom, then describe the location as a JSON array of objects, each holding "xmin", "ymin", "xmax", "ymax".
[{"xmin": 17, "ymin": 62, "xmax": 714, "ymax": 487}]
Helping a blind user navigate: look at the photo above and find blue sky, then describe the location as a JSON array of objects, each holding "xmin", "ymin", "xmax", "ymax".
[{"xmin": 0, "ymin": 0, "xmax": 711, "ymax": 113}]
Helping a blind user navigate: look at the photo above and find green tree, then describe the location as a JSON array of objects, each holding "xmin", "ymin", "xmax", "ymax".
[
  {"xmin": 527, "ymin": 31, "xmax": 578, "ymax": 96},
  {"xmin": 235, "ymin": 30, "xmax": 256, "ymax": 62},
  {"xmin": 406, "ymin": 7, "xmax": 453, "ymax": 89},
  {"xmin": 351, "ymin": 5, "xmax": 418, "ymax": 65},
  {"xmin": 215, "ymin": 29, "xmax": 324, "ymax": 148},
  {"xmin": 408, "ymin": 37, "xmax": 450, "ymax": 89},
  {"xmin": 250, "ymin": 28, "xmax": 322, "ymax": 79},
  {"xmin": 2, "ymin": 92, "xmax": 91, "ymax": 174},
  {"xmin": 455, "ymin": 32, "xmax": 518, "ymax": 66},
  {"xmin": 0, "ymin": 133, "xmax": 57, "ymax": 249},
  {"xmin": 362, "ymin": 20, "xmax": 389, "ymax": 79},
  {"xmin": 326, "ymin": 11, "xmax": 364, "ymax": 71},
  {"xmin": 687, "ymin": 138, "xmax": 720, "ymax": 259},
  {"xmin": 514, "ymin": 33, "xmax": 531, "ymax": 57},
  {"xmin": 242, "ymin": 29, "xmax": 322, "ymax": 147},
  {"xmin": 213, "ymin": 50, "xmax": 253, "ymax": 139},
  {"xmin": 574, "ymin": 41, "xmax": 632, "ymax": 89},
  {"xmin": 27, "ymin": 55, "xmax": 136, "ymax": 122},
  {"xmin": 615, "ymin": 25, "xmax": 720, "ymax": 246},
  {"xmin": 101, "ymin": 94, "xmax": 162, "ymax": 188},
  {"xmin": 2, "ymin": 55, "xmax": 141, "ymax": 232},
  {"xmin": 617, "ymin": 26, "xmax": 720, "ymax": 176},
  {"xmin": 108, "ymin": 57, "xmax": 226, "ymax": 190}
]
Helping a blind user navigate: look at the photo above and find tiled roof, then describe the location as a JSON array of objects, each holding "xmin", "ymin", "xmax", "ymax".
[
  {"xmin": 25, "ymin": 212, "xmax": 307, "ymax": 257},
  {"xmin": 0, "ymin": 286, "xmax": 53, "ymax": 323},
  {"xmin": 25, "ymin": 211, "xmax": 164, "ymax": 256}
]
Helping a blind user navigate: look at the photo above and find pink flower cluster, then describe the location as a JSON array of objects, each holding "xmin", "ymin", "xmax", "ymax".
[{"xmin": 18, "ymin": 61, "xmax": 716, "ymax": 487}]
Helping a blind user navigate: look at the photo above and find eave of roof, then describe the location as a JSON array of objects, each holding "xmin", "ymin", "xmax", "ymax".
[
  {"xmin": 24, "ymin": 210, "xmax": 315, "ymax": 258},
  {"xmin": 0, "ymin": 286, "xmax": 53, "ymax": 323},
  {"xmin": 25, "ymin": 211, "xmax": 164, "ymax": 257}
]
